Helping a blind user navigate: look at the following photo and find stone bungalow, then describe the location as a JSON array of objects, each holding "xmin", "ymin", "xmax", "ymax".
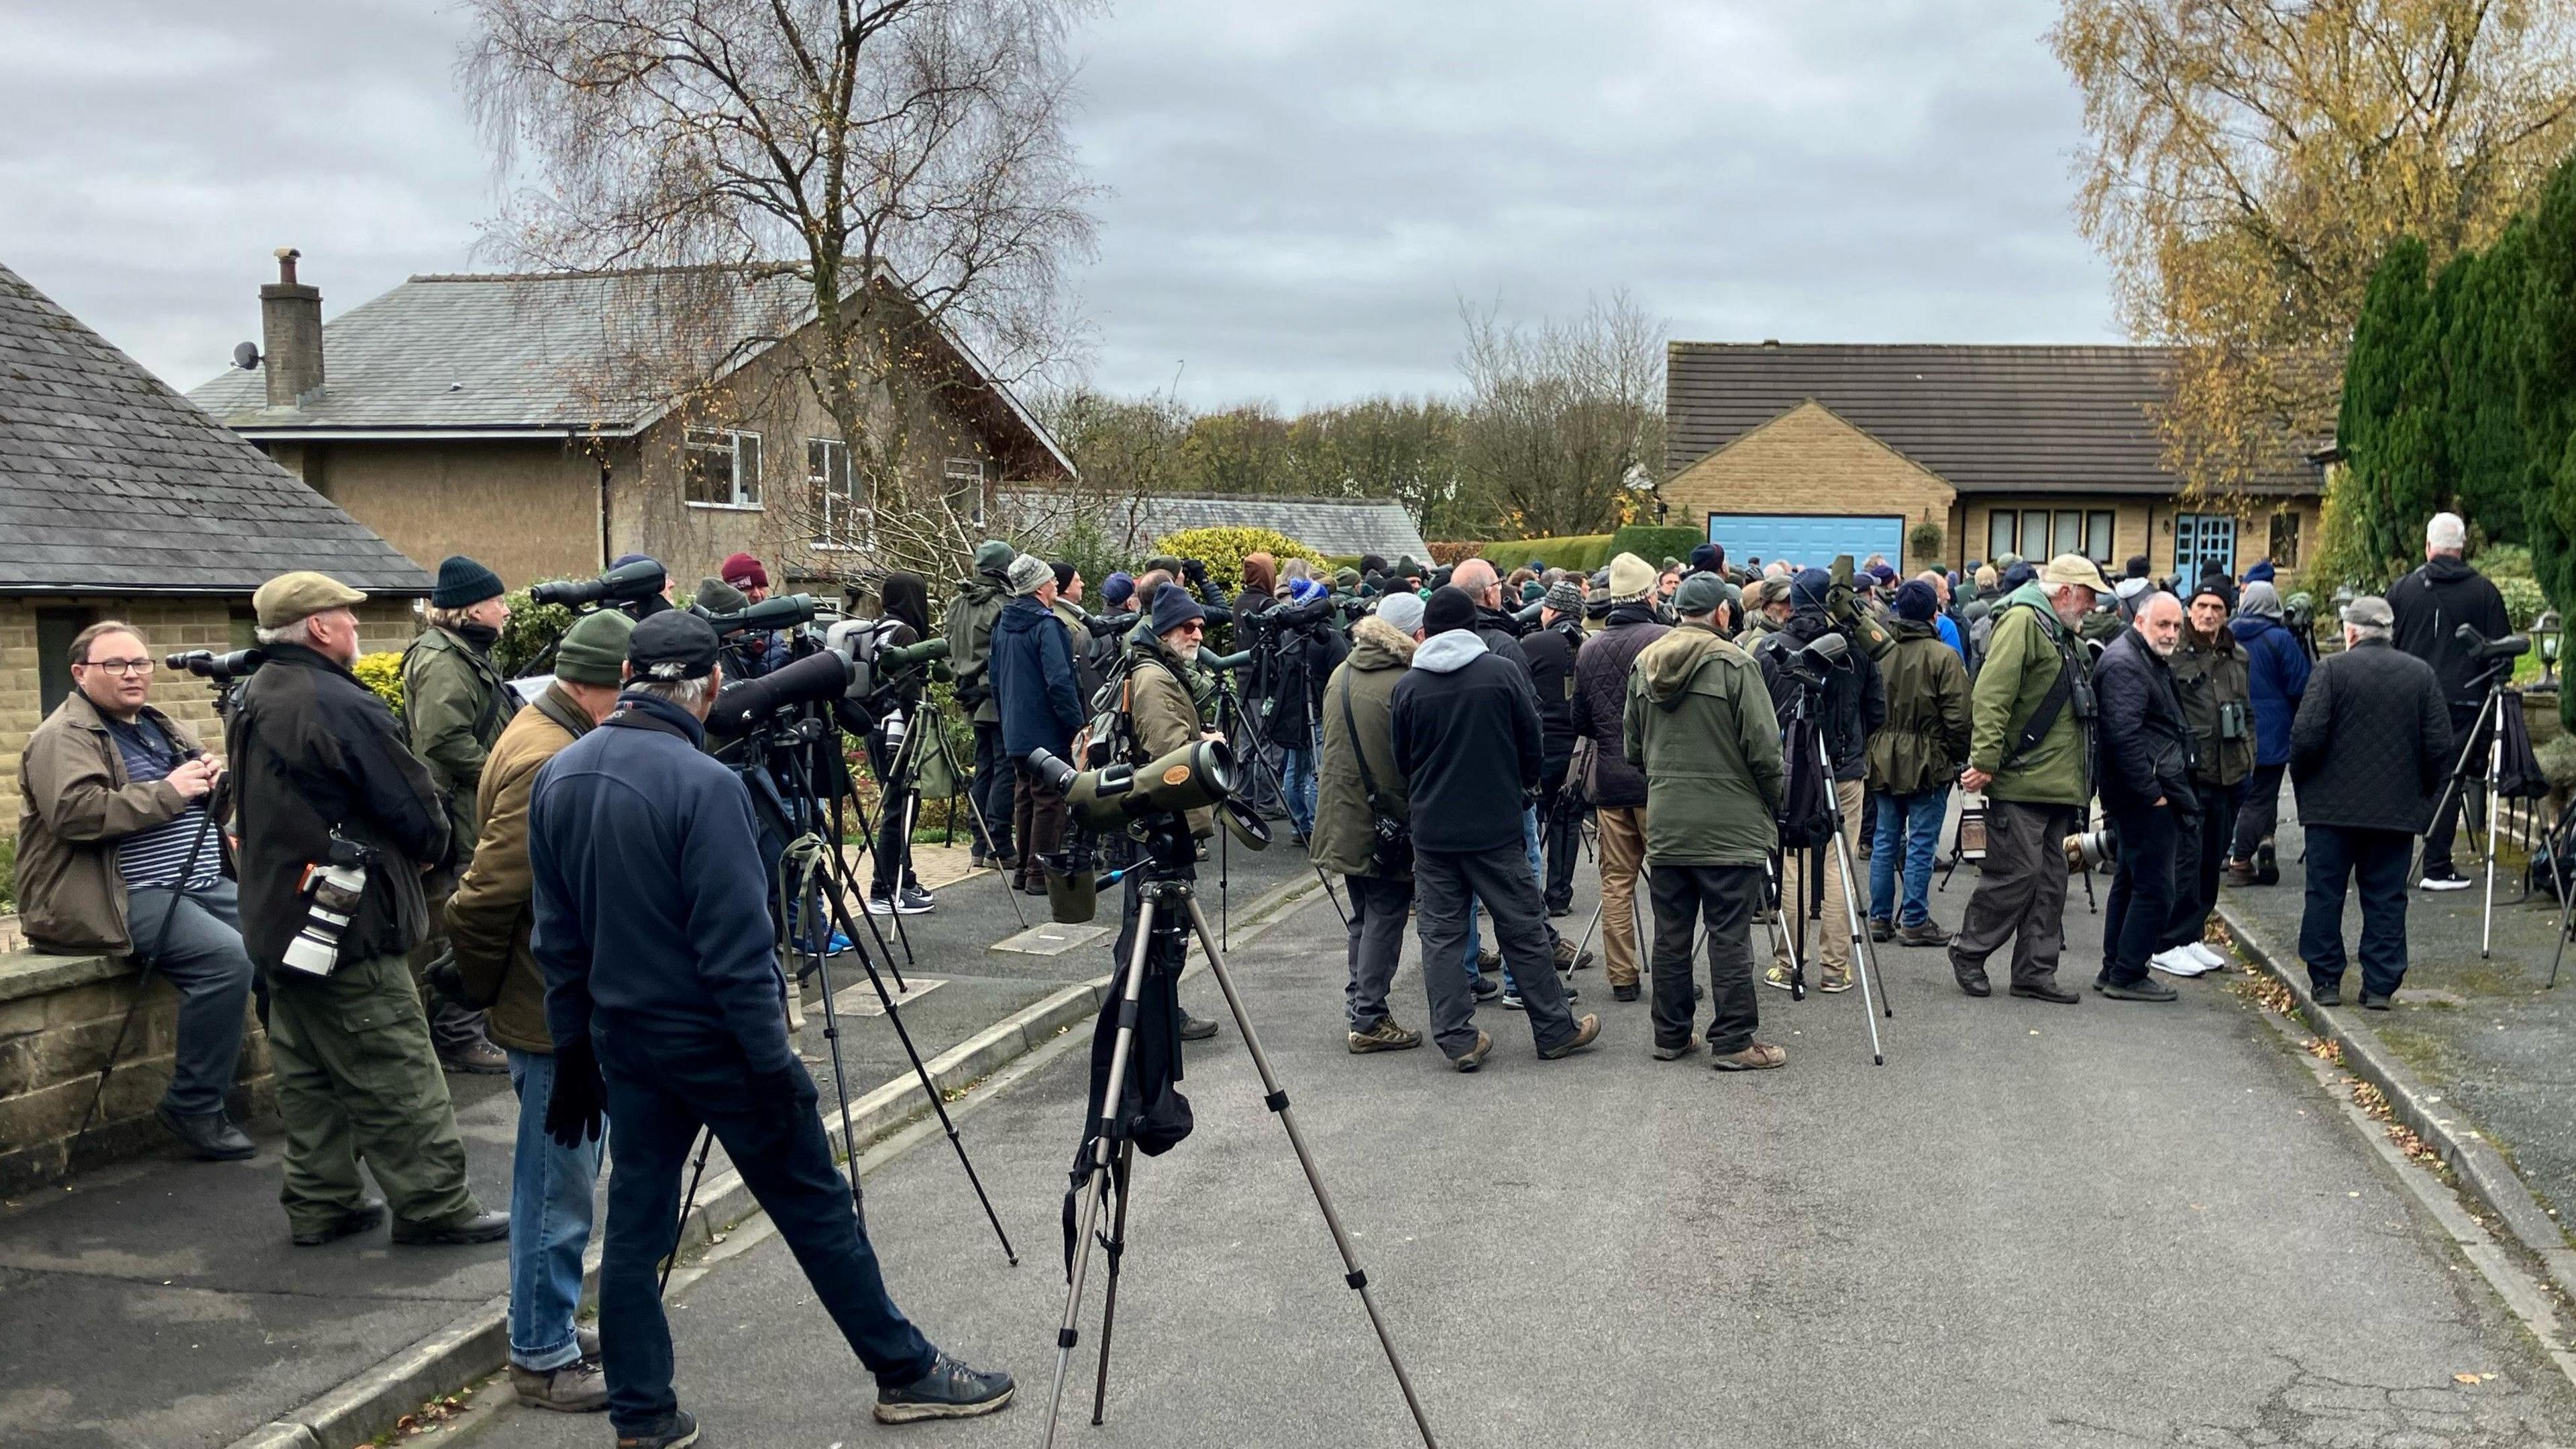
[
  {"xmin": 1660, "ymin": 343, "xmax": 2327, "ymax": 584},
  {"xmin": 187, "ymin": 252, "xmax": 1076, "ymax": 597},
  {"xmin": 0, "ymin": 260, "xmax": 430, "ymax": 1189}
]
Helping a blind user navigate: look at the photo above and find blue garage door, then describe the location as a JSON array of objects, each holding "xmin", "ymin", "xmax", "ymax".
[{"xmin": 1709, "ymin": 514, "xmax": 1904, "ymax": 573}]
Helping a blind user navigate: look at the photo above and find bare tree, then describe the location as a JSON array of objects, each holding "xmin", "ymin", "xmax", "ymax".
[
  {"xmin": 464, "ymin": 0, "xmax": 1099, "ymax": 577},
  {"xmin": 1457, "ymin": 292, "xmax": 1666, "ymax": 538}
]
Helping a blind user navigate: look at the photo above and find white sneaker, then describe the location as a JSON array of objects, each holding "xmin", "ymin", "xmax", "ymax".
[
  {"xmin": 2186, "ymin": 942, "xmax": 2226, "ymax": 970},
  {"xmin": 2419, "ymin": 871, "xmax": 2473, "ymax": 892},
  {"xmin": 2149, "ymin": 947, "xmax": 2207, "ymax": 977}
]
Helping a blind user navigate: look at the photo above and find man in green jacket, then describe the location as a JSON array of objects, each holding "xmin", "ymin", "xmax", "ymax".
[
  {"xmin": 445, "ymin": 608, "xmax": 631, "ymax": 1414},
  {"xmin": 1951, "ymin": 553, "xmax": 2110, "ymax": 1002},
  {"xmin": 1625, "ymin": 574, "xmax": 1786, "ymax": 1071},
  {"xmin": 1867, "ymin": 582, "xmax": 1972, "ymax": 948},
  {"xmin": 1312, "ymin": 593, "xmax": 1426, "ymax": 1055},
  {"xmin": 2161, "ymin": 580, "xmax": 2256, "ymax": 973},
  {"xmin": 944, "ymin": 541, "xmax": 1016, "ymax": 869},
  {"xmin": 403, "ymin": 554, "xmax": 517, "ymax": 1073}
]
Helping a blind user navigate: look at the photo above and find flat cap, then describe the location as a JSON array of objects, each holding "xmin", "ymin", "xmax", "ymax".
[
  {"xmin": 629, "ymin": 610, "xmax": 720, "ymax": 682},
  {"xmin": 2342, "ymin": 595, "xmax": 2395, "ymax": 629},
  {"xmin": 254, "ymin": 571, "xmax": 367, "ymax": 629}
]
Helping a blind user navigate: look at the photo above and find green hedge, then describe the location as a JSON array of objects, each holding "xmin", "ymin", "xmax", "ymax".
[
  {"xmin": 1490, "ymin": 533, "xmax": 1616, "ymax": 573},
  {"xmin": 1608, "ymin": 525, "xmax": 1706, "ymax": 567}
]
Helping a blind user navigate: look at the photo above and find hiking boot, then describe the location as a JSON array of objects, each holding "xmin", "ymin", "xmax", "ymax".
[
  {"xmin": 2312, "ymin": 983, "xmax": 2343, "ymax": 1006},
  {"xmin": 2359, "ymin": 991, "xmax": 2396, "ymax": 1011},
  {"xmin": 2094, "ymin": 975, "xmax": 2178, "ymax": 1003},
  {"xmin": 511, "ymin": 1357, "xmax": 609, "ymax": 1413},
  {"xmin": 1348, "ymin": 1019, "xmax": 1424, "ymax": 1053},
  {"xmin": 290, "ymin": 1199, "xmax": 385, "ymax": 1247},
  {"xmin": 1611, "ymin": 981, "xmax": 1640, "ymax": 1003},
  {"xmin": 1819, "ymin": 964, "xmax": 1854, "ymax": 994},
  {"xmin": 2222, "ymin": 859, "xmax": 2257, "ymax": 888},
  {"xmin": 2008, "ymin": 978, "xmax": 2078, "ymax": 1004},
  {"xmin": 1713, "ymin": 1040, "xmax": 1788, "ymax": 1072},
  {"xmin": 158, "ymin": 1105, "xmax": 254, "ymax": 1161},
  {"xmin": 1553, "ymin": 938, "xmax": 1595, "ymax": 972},
  {"xmin": 1477, "ymin": 949, "xmax": 1502, "ymax": 973},
  {"xmin": 1537, "ymin": 1014, "xmax": 1602, "ymax": 1060},
  {"xmin": 1178, "ymin": 1011, "xmax": 1220, "ymax": 1042},
  {"xmin": 392, "ymin": 1209, "xmax": 511, "ymax": 1245},
  {"xmin": 898, "ymin": 884, "xmax": 936, "ymax": 914},
  {"xmin": 873, "ymin": 1351, "xmax": 1015, "ymax": 1424},
  {"xmin": 1868, "ymin": 917, "xmax": 1894, "ymax": 944},
  {"xmin": 1452, "ymin": 1030, "xmax": 1493, "ymax": 1073},
  {"xmin": 615, "ymin": 1409, "xmax": 698, "ymax": 1448},
  {"xmin": 1470, "ymin": 974, "xmax": 1501, "ymax": 1002},
  {"xmin": 1894, "ymin": 921, "xmax": 1952, "ymax": 948},
  {"xmin": 1652, "ymin": 1035, "xmax": 1697, "ymax": 1061},
  {"xmin": 439, "ymin": 1036, "xmax": 508, "ymax": 1075}
]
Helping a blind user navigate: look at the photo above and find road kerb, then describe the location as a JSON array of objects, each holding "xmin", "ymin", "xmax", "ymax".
[{"xmin": 2217, "ymin": 901, "xmax": 2575, "ymax": 1299}]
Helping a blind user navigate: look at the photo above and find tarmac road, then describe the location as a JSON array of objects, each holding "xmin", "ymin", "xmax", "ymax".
[{"xmin": 468, "ymin": 857, "xmax": 2576, "ymax": 1449}]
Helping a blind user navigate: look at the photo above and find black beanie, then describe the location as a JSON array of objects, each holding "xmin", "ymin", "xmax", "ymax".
[
  {"xmin": 1051, "ymin": 559, "xmax": 1077, "ymax": 591},
  {"xmin": 432, "ymin": 555, "xmax": 504, "ymax": 609},
  {"xmin": 1423, "ymin": 585, "xmax": 1477, "ymax": 636}
]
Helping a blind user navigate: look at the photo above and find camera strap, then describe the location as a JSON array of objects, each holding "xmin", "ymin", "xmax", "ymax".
[
  {"xmin": 1340, "ymin": 674, "xmax": 1399, "ymax": 828},
  {"xmin": 2000, "ymin": 607, "xmax": 2082, "ymax": 773}
]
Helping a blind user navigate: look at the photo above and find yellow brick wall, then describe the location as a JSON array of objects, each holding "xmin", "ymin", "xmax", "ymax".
[
  {"xmin": 1, "ymin": 596, "xmax": 420, "ymax": 841},
  {"xmin": 1660, "ymin": 401, "xmax": 1957, "ymax": 568}
]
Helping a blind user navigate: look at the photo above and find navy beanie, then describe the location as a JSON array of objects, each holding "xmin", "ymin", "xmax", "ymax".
[
  {"xmin": 1892, "ymin": 579, "xmax": 1939, "ymax": 623},
  {"xmin": 432, "ymin": 555, "xmax": 505, "ymax": 609},
  {"xmin": 1790, "ymin": 566, "xmax": 1833, "ymax": 612},
  {"xmin": 1149, "ymin": 582, "xmax": 1205, "ymax": 635},
  {"xmin": 1688, "ymin": 543, "xmax": 1720, "ymax": 574},
  {"xmin": 1423, "ymin": 585, "xmax": 1478, "ymax": 636}
]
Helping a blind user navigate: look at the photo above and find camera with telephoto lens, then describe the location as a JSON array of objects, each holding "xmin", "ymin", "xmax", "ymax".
[
  {"xmin": 165, "ymin": 648, "xmax": 265, "ymax": 683},
  {"xmin": 2063, "ymin": 820, "xmax": 2119, "ymax": 873},
  {"xmin": 282, "ymin": 833, "xmax": 376, "ymax": 977},
  {"xmin": 529, "ymin": 557, "xmax": 668, "ymax": 610}
]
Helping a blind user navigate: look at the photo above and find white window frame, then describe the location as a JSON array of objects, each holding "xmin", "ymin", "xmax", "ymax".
[
  {"xmin": 684, "ymin": 426, "xmax": 763, "ymax": 509},
  {"xmin": 945, "ymin": 455, "xmax": 987, "ymax": 527},
  {"xmin": 808, "ymin": 437, "xmax": 872, "ymax": 551}
]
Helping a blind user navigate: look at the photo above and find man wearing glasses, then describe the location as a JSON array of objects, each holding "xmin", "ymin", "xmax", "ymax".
[{"xmin": 15, "ymin": 621, "xmax": 256, "ymax": 1161}]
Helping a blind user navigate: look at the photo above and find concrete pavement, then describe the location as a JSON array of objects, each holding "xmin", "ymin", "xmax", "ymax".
[{"xmin": 461, "ymin": 848, "xmax": 2576, "ymax": 1448}]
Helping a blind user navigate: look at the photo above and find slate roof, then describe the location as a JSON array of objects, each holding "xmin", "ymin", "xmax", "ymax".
[
  {"xmin": 999, "ymin": 490, "xmax": 1430, "ymax": 561},
  {"xmin": 0, "ymin": 263, "xmax": 433, "ymax": 596},
  {"xmin": 1665, "ymin": 343, "xmax": 2323, "ymax": 496},
  {"xmin": 186, "ymin": 268, "xmax": 1074, "ymax": 476}
]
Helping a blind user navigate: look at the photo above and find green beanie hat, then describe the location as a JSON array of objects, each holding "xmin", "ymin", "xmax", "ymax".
[{"xmin": 554, "ymin": 608, "xmax": 635, "ymax": 686}]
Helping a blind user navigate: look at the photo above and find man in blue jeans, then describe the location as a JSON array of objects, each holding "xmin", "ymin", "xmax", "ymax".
[
  {"xmin": 16, "ymin": 621, "xmax": 256, "ymax": 1162},
  {"xmin": 447, "ymin": 608, "xmax": 633, "ymax": 1412},
  {"xmin": 531, "ymin": 612, "xmax": 1012, "ymax": 1446},
  {"xmin": 1866, "ymin": 582, "xmax": 1971, "ymax": 947}
]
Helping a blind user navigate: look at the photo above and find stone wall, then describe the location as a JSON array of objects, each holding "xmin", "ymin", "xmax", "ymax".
[
  {"xmin": 0, "ymin": 949, "xmax": 272, "ymax": 1195},
  {"xmin": 1659, "ymin": 400, "xmax": 1962, "ymax": 566}
]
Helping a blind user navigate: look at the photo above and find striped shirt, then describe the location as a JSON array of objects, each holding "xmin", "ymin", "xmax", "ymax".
[{"xmin": 103, "ymin": 717, "xmax": 221, "ymax": 892}]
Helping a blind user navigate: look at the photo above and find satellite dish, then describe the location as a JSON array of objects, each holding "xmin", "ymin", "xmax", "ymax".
[{"xmin": 232, "ymin": 341, "xmax": 262, "ymax": 370}]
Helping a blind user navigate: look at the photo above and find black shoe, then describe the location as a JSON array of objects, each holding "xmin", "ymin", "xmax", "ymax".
[
  {"xmin": 158, "ymin": 1105, "xmax": 255, "ymax": 1161},
  {"xmin": 2311, "ymin": 983, "xmax": 2343, "ymax": 1006},
  {"xmin": 2418, "ymin": 868, "xmax": 2473, "ymax": 892},
  {"xmin": 1020, "ymin": 877, "xmax": 1048, "ymax": 897},
  {"xmin": 2359, "ymin": 991, "xmax": 2395, "ymax": 1011},
  {"xmin": 2008, "ymin": 979, "xmax": 2079, "ymax": 1004},
  {"xmin": 897, "ymin": 884, "xmax": 936, "ymax": 914},
  {"xmin": 1470, "ymin": 974, "xmax": 1501, "ymax": 1002},
  {"xmin": 1177, "ymin": 1012, "xmax": 1220, "ymax": 1042},
  {"xmin": 2094, "ymin": 975, "xmax": 2178, "ymax": 1002},
  {"xmin": 1951, "ymin": 953, "xmax": 1993, "ymax": 998},
  {"xmin": 290, "ymin": 1199, "xmax": 386, "ymax": 1246},
  {"xmin": 392, "ymin": 1209, "xmax": 511, "ymax": 1245},
  {"xmin": 614, "ymin": 1409, "xmax": 698, "ymax": 1448},
  {"xmin": 1547, "ymin": 902, "xmax": 1573, "ymax": 918},
  {"xmin": 2255, "ymin": 840, "xmax": 2279, "ymax": 885},
  {"xmin": 874, "ymin": 1351, "xmax": 1014, "ymax": 1424},
  {"xmin": 1611, "ymin": 982, "xmax": 1640, "ymax": 1002}
]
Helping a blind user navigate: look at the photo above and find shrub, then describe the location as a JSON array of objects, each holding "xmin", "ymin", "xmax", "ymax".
[
  {"xmin": 352, "ymin": 651, "xmax": 406, "ymax": 719},
  {"xmin": 496, "ymin": 592, "xmax": 578, "ymax": 678},
  {"xmin": 1425, "ymin": 540, "xmax": 1487, "ymax": 566},
  {"xmin": 1607, "ymin": 525, "xmax": 1705, "ymax": 569},
  {"xmin": 1147, "ymin": 526, "xmax": 1328, "ymax": 594},
  {"xmin": 1909, "ymin": 521, "xmax": 1946, "ymax": 563},
  {"xmin": 1491, "ymin": 533, "xmax": 1616, "ymax": 573},
  {"xmin": 2497, "ymin": 574, "xmax": 2548, "ymax": 629}
]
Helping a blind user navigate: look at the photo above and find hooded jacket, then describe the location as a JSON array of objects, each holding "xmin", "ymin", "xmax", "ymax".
[
  {"xmin": 1570, "ymin": 602, "xmax": 1669, "ymax": 810},
  {"xmin": 446, "ymin": 683, "xmax": 594, "ymax": 1053},
  {"xmin": 1390, "ymin": 629, "xmax": 1541, "ymax": 852},
  {"xmin": 1969, "ymin": 582, "xmax": 2091, "ymax": 807},
  {"xmin": 2169, "ymin": 623, "xmax": 2255, "ymax": 788},
  {"xmin": 2228, "ymin": 613, "xmax": 2311, "ymax": 767},
  {"xmin": 1866, "ymin": 617, "xmax": 1971, "ymax": 797},
  {"xmin": 1309, "ymin": 617, "xmax": 1415, "ymax": 878},
  {"xmin": 991, "ymin": 594, "xmax": 1085, "ymax": 760},
  {"xmin": 402, "ymin": 623, "xmax": 517, "ymax": 873},
  {"xmin": 1621, "ymin": 622, "xmax": 1782, "ymax": 866},
  {"xmin": 2390, "ymin": 553, "xmax": 2512, "ymax": 712},
  {"xmin": 944, "ymin": 570, "xmax": 1012, "ymax": 723},
  {"xmin": 2092, "ymin": 627, "xmax": 2195, "ymax": 816}
]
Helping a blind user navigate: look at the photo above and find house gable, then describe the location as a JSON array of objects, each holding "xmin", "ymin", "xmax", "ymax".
[{"xmin": 1662, "ymin": 399, "xmax": 1957, "ymax": 537}]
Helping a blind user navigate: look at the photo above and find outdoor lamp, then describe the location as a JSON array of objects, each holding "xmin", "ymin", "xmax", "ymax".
[{"xmin": 2537, "ymin": 609, "xmax": 2561, "ymax": 686}]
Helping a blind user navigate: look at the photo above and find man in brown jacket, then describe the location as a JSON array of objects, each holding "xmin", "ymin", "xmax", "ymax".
[
  {"xmin": 445, "ymin": 608, "xmax": 632, "ymax": 1413},
  {"xmin": 16, "ymin": 621, "xmax": 254, "ymax": 1161},
  {"xmin": 1111, "ymin": 584, "xmax": 1227, "ymax": 1040}
]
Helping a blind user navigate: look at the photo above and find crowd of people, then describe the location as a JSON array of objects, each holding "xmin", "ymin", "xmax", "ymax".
[{"xmin": 5, "ymin": 508, "xmax": 2512, "ymax": 1445}]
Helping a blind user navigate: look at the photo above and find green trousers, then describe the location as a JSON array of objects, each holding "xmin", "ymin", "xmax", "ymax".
[{"xmin": 266, "ymin": 951, "xmax": 482, "ymax": 1233}]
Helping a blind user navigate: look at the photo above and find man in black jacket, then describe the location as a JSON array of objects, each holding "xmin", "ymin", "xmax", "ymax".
[
  {"xmin": 228, "ymin": 573, "xmax": 504, "ymax": 1248},
  {"xmin": 1523, "ymin": 581, "xmax": 1589, "ymax": 914},
  {"xmin": 2392, "ymin": 513, "xmax": 2512, "ymax": 890},
  {"xmin": 1392, "ymin": 588, "xmax": 1601, "ymax": 1071},
  {"xmin": 2294, "ymin": 597, "xmax": 2454, "ymax": 1008},
  {"xmin": 1752, "ymin": 568, "xmax": 1885, "ymax": 993},
  {"xmin": 1570, "ymin": 554, "xmax": 1669, "ymax": 1000},
  {"xmin": 2090, "ymin": 592, "xmax": 2194, "ymax": 1002}
]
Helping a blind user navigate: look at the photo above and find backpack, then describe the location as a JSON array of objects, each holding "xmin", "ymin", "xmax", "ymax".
[
  {"xmin": 1777, "ymin": 712, "xmax": 1834, "ymax": 850},
  {"xmin": 824, "ymin": 616, "xmax": 902, "ymax": 704}
]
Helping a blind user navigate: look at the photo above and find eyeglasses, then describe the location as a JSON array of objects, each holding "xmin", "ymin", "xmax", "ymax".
[{"xmin": 80, "ymin": 658, "xmax": 154, "ymax": 676}]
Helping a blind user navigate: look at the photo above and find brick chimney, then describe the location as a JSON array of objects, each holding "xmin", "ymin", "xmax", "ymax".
[{"xmin": 260, "ymin": 248, "xmax": 324, "ymax": 408}]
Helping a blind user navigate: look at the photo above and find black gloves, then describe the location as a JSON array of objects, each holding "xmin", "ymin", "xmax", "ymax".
[
  {"xmin": 545, "ymin": 1034, "xmax": 606, "ymax": 1149},
  {"xmin": 1182, "ymin": 557, "xmax": 1210, "ymax": 586}
]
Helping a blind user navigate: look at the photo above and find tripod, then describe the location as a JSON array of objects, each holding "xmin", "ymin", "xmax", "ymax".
[
  {"xmin": 1778, "ymin": 681, "xmax": 1894, "ymax": 1065},
  {"xmin": 1044, "ymin": 818, "xmax": 1435, "ymax": 1448},
  {"xmin": 894, "ymin": 692, "xmax": 1026, "ymax": 929},
  {"xmin": 2419, "ymin": 663, "xmax": 2516, "ymax": 959},
  {"xmin": 1204, "ymin": 661, "xmax": 1347, "ymax": 943}
]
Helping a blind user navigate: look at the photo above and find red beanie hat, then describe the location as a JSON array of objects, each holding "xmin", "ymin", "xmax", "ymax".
[{"xmin": 719, "ymin": 552, "xmax": 768, "ymax": 589}]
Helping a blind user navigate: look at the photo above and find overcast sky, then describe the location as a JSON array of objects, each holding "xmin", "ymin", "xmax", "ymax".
[{"xmin": 0, "ymin": 0, "xmax": 2118, "ymax": 412}]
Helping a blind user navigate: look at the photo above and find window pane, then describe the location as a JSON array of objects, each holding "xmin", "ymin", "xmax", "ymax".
[
  {"xmin": 2269, "ymin": 511, "xmax": 2302, "ymax": 568},
  {"xmin": 735, "ymin": 433, "xmax": 761, "ymax": 506},
  {"xmin": 2021, "ymin": 510, "xmax": 2050, "ymax": 556},
  {"xmin": 1987, "ymin": 511, "xmax": 2015, "ymax": 561},
  {"xmin": 684, "ymin": 428, "xmax": 723, "ymax": 504},
  {"xmin": 2087, "ymin": 511, "xmax": 2115, "ymax": 561},
  {"xmin": 2053, "ymin": 511, "xmax": 2082, "ymax": 557}
]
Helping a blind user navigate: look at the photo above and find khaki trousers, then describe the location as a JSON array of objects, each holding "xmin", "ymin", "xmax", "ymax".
[
  {"xmin": 1596, "ymin": 806, "xmax": 1647, "ymax": 986},
  {"xmin": 1775, "ymin": 778, "xmax": 1866, "ymax": 971}
]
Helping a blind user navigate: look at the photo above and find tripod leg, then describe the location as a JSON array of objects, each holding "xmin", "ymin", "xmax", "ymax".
[
  {"xmin": 802, "ymin": 877, "xmax": 869, "ymax": 1216},
  {"xmin": 1044, "ymin": 898, "xmax": 1159, "ymax": 1449},
  {"xmin": 816, "ymin": 877, "xmax": 1018, "ymax": 1265},
  {"xmin": 1181, "ymin": 898, "xmax": 1438, "ymax": 1447},
  {"xmin": 1242, "ymin": 735, "xmax": 1349, "ymax": 930},
  {"xmin": 1089, "ymin": 1139, "xmax": 1135, "ymax": 1426},
  {"xmin": 936, "ymin": 716, "xmax": 1028, "ymax": 928},
  {"xmin": 2483, "ymin": 720, "xmax": 2504, "ymax": 959},
  {"xmin": 831, "ymin": 788, "xmax": 910, "ymax": 994},
  {"xmin": 661, "ymin": 1126, "xmax": 716, "ymax": 1295},
  {"xmin": 1829, "ymin": 824, "xmax": 1890, "ymax": 1066}
]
